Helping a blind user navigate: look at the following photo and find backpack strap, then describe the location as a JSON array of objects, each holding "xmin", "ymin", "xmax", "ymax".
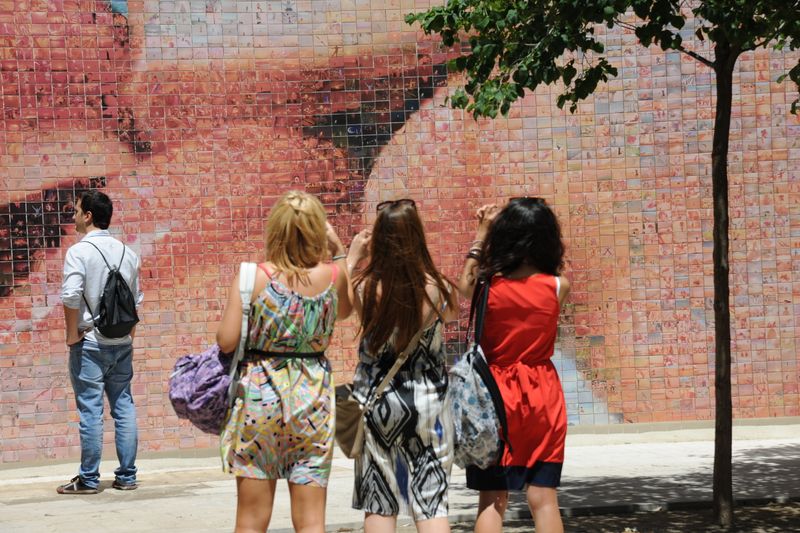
[
  {"xmin": 81, "ymin": 240, "xmax": 112, "ymax": 269},
  {"xmin": 226, "ymin": 262, "xmax": 258, "ymax": 405}
]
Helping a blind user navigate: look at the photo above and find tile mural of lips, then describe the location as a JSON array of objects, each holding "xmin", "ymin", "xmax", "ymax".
[{"xmin": 1, "ymin": 0, "xmax": 798, "ymax": 462}]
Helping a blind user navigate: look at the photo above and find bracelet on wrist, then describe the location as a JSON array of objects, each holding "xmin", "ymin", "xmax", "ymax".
[
  {"xmin": 466, "ymin": 250, "xmax": 481, "ymax": 261},
  {"xmin": 332, "ymin": 254, "xmax": 347, "ymax": 261}
]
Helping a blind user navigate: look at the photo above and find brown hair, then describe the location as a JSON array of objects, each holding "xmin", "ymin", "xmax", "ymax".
[
  {"xmin": 264, "ymin": 191, "xmax": 327, "ymax": 279},
  {"xmin": 354, "ymin": 202, "xmax": 456, "ymax": 354}
]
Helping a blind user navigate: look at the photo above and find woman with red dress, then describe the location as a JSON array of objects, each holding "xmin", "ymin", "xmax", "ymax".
[{"xmin": 458, "ymin": 198, "xmax": 571, "ymax": 533}]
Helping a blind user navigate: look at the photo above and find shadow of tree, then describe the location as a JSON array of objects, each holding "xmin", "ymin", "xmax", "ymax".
[
  {"xmin": 446, "ymin": 442, "xmax": 800, "ymax": 531},
  {"xmin": 447, "ymin": 503, "xmax": 800, "ymax": 532}
]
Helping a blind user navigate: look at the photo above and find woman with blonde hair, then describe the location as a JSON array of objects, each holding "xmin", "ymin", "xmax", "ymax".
[
  {"xmin": 346, "ymin": 198, "xmax": 458, "ymax": 533},
  {"xmin": 216, "ymin": 191, "xmax": 353, "ymax": 533}
]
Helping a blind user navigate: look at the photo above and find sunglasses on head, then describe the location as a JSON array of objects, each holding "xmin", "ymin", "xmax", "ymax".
[
  {"xmin": 376, "ymin": 198, "xmax": 416, "ymax": 212},
  {"xmin": 510, "ymin": 196, "xmax": 546, "ymax": 205}
]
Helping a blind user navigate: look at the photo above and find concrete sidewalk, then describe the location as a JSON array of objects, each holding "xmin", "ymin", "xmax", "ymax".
[{"xmin": 1, "ymin": 422, "xmax": 798, "ymax": 532}]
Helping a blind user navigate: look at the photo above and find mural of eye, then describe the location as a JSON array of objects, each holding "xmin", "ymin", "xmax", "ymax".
[{"xmin": 0, "ymin": 178, "xmax": 106, "ymax": 297}]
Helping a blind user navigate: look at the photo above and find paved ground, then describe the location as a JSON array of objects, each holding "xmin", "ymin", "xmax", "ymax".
[{"xmin": 1, "ymin": 423, "xmax": 798, "ymax": 532}]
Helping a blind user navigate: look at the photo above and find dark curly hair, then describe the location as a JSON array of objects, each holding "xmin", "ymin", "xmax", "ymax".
[{"xmin": 479, "ymin": 197, "xmax": 565, "ymax": 279}]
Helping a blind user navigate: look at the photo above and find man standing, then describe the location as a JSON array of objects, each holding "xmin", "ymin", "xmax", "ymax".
[{"xmin": 58, "ymin": 190, "xmax": 143, "ymax": 494}]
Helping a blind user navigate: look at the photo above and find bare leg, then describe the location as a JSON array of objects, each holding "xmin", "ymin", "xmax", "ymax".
[
  {"xmin": 234, "ymin": 477, "xmax": 277, "ymax": 533},
  {"xmin": 288, "ymin": 482, "xmax": 328, "ymax": 533},
  {"xmin": 416, "ymin": 516, "xmax": 451, "ymax": 533},
  {"xmin": 474, "ymin": 490, "xmax": 508, "ymax": 533},
  {"xmin": 526, "ymin": 485, "xmax": 563, "ymax": 533},
  {"xmin": 364, "ymin": 513, "xmax": 397, "ymax": 533}
]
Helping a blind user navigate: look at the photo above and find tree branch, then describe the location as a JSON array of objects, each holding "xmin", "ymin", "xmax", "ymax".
[
  {"xmin": 677, "ymin": 45, "xmax": 714, "ymax": 68},
  {"xmin": 620, "ymin": 18, "xmax": 713, "ymax": 68},
  {"xmin": 752, "ymin": 27, "xmax": 784, "ymax": 50},
  {"xmin": 615, "ymin": 20, "xmax": 637, "ymax": 32}
]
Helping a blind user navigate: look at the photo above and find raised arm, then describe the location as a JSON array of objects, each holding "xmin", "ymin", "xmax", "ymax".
[
  {"xmin": 346, "ymin": 228, "xmax": 372, "ymax": 319},
  {"xmin": 457, "ymin": 203, "xmax": 501, "ymax": 300},
  {"xmin": 327, "ymin": 222, "xmax": 354, "ymax": 320}
]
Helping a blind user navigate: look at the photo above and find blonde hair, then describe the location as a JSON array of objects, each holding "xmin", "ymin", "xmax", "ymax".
[{"xmin": 265, "ymin": 191, "xmax": 328, "ymax": 279}]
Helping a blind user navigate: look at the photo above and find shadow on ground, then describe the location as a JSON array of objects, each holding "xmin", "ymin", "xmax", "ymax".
[
  {"xmin": 449, "ymin": 503, "xmax": 800, "ymax": 532},
  {"xmin": 448, "ymin": 442, "xmax": 800, "ymax": 519}
]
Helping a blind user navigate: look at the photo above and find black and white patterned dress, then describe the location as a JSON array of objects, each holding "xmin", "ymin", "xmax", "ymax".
[{"xmin": 351, "ymin": 319, "xmax": 454, "ymax": 520}]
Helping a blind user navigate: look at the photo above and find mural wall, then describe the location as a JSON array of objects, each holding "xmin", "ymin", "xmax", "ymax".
[{"xmin": 1, "ymin": 0, "xmax": 798, "ymax": 462}]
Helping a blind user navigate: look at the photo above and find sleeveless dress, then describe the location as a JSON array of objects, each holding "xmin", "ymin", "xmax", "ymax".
[
  {"xmin": 466, "ymin": 274, "xmax": 567, "ymax": 491},
  {"xmin": 351, "ymin": 316, "xmax": 454, "ymax": 520},
  {"xmin": 220, "ymin": 264, "xmax": 338, "ymax": 486}
]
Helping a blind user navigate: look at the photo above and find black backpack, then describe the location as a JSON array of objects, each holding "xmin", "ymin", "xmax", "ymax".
[{"xmin": 82, "ymin": 241, "xmax": 140, "ymax": 338}]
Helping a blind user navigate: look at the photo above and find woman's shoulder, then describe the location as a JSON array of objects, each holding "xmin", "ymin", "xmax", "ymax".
[
  {"xmin": 424, "ymin": 278, "xmax": 458, "ymax": 321},
  {"xmin": 257, "ymin": 261, "xmax": 337, "ymax": 299},
  {"xmin": 491, "ymin": 272, "xmax": 562, "ymax": 297}
]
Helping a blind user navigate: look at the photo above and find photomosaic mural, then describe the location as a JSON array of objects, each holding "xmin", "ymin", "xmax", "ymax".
[{"xmin": 1, "ymin": 0, "xmax": 798, "ymax": 462}]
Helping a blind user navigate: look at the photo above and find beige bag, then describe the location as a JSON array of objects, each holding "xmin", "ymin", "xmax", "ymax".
[
  {"xmin": 335, "ymin": 313, "xmax": 432, "ymax": 459},
  {"xmin": 334, "ymin": 384, "xmax": 366, "ymax": 458}
]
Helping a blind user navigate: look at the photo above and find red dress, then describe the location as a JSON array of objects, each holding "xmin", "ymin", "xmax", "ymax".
[{"xmin": 465, "ymin": 273, "xmax": 567, "ymax": 490}]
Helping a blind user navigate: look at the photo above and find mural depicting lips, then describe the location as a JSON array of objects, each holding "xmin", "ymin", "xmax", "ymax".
[{"xmin": 1, "ymin": 0, "xmax": 798, "ymax": 463}]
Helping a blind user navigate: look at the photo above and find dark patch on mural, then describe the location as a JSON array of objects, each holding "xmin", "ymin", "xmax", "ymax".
[
  {"xmin": 0, "ymin": 178, "xmax": 106, "ymax": 297},
  {"xmin": 304, "ymin": 63, "xmax": 449, "ymax": 178},
  {"xmin": 301, "ymin": 62, "xmax": 449, "ymax": 217}
]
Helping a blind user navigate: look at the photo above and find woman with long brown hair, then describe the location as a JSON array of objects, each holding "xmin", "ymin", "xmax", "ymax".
[{"xmin": 346, "ymin": 198, "xmax": 458, "ymax": 533}]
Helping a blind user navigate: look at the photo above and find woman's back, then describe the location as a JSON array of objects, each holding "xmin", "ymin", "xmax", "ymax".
[
  {"xmin": 351, "ymin": 287, "xmax": 453, "ymax": 521},
  {"xmin": 246, "ymin": 262, "xmax": 338, "ymax": 354},
  {"xmin": 481, "ymin": 273, "xmax": 560, "ymax": 367}
]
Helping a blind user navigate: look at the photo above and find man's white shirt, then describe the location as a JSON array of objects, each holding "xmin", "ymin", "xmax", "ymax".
[{"xmin": 61, "ymin": 230, "xmax": 143, "ymax": 345}]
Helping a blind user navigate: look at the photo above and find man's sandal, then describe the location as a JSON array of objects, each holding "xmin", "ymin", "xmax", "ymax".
[{"xmin": 56, "ymin": 476, "xmax": 99, "ymax": 495}]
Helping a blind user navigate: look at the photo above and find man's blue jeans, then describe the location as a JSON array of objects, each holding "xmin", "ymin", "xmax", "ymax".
[{"xmin": 69, "ymin": 338, "xmax": 138, "ymax": 489}]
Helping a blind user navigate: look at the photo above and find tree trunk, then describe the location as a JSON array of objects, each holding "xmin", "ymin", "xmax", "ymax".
[{"xmin": 711, "ymin": 42, "xmax": 738, "ymax": 529}]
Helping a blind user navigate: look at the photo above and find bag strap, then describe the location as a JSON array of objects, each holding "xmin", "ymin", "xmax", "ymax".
[
  {"xmin": 365, "ymin": 308, "xmax": 435, "ymax": 411},
  {"xmin": 226, "ymin": 262, "xmax": 258, "ymax": 403},
  {"xmin": 474, "ymin": 278, "xmax": 490, "ymax": 344},
  {"xmin": 469, "ymin": 279, "xmax": 511, "ymax": 455},
  {"xmin": 465, "ymin": 278, "xmax": 490, "ymax": 345}
]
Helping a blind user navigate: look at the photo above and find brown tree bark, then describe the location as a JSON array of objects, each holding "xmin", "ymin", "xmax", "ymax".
[{"xmin": 711, "ymin": 40, "xmax": 739, "ymax": 529}]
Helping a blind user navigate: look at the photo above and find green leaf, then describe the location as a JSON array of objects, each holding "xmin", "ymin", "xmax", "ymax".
[
  {"xmin": 507, "ymin": 9, "xmax": 518, "ymax": 24},
  {"xmin": 562, "ymin": 64, "xmax": 577, "ymax": 85},
  {"xmin": 451, "ymin": 89, "xmax": 469, "ymax": 109},
  {"xmin": 404, "ymin": 0, "xmax": 800, "ymax": 121}
]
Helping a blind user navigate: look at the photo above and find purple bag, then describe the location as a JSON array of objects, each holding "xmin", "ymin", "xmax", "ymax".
[
  {"xmin": 169, "ymin": 345, "xmax": 235, "ymax": 434},
  {"xmin": 168, "ymin": 263, "xmax": 257, "ymax": 434}
]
